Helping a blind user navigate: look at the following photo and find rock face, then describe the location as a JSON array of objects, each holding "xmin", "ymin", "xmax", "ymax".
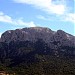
[
  {"xmin": 0, "ymin": 27, "xmax": 75, "ymax": 46},
  {"xmin": 0, "ymin": 27, "xmax": 75, "ymax": 54},
  {"xmin": 0, "ymin": 27, "xmax": 54, "ymax": 43},
  {"xmin": 0, "ymin": 27, "xmax": 75, "ymax": 65}
]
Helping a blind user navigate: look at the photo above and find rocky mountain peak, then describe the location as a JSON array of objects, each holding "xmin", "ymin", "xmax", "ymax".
[
  {"xmin": 22, "ymin": 27, "xmax": 53, "ymax": 33},
  {"xmin": 0, "ymin": 27, "xmax": 75, "ymax": 46},
  {"xmin": 0, "ymin": 27, "xmax": 54, "ymax": 43}
]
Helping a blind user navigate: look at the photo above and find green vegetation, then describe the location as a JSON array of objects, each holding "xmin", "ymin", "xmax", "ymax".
[
  {"xmin": 0, "ymin": 55, "xmax": 75, "ymax": 75},
  {"xmin": 0, "ymin": 40, "xmax": 75, "ymax": 75}
]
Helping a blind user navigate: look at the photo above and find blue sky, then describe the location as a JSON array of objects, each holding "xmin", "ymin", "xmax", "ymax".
[{"xmin": 0, "ymin": 0, "xmax": 75, "ymax": 37}]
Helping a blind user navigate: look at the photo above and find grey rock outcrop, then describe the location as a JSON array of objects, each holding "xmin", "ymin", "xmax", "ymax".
[
  {"xmin": 0, "ymin": 27, "xmax": 75, "ymax": 47},
  {"xmin": 0, "ymin": 27, "xmax": 54, "ymax": 43}
]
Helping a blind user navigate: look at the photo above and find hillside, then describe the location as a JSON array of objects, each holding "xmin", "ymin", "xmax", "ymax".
[{"xmin": 0, "ymin": 27, "xmax": 75, "ymax": 75}]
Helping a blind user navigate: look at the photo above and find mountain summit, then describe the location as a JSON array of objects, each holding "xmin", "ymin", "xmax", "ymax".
[
  {"xmin": 0, "ymin": 27, "xmax": 75, "ymax": 45},
  {"xmin": 0, "ymin": 27, "xmax": 54, "ymax": 42}
]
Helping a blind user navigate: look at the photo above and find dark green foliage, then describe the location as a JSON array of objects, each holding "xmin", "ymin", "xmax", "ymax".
[{"xmin": 0, "ymin": 39, "xmax": 75, "ymax": 75}]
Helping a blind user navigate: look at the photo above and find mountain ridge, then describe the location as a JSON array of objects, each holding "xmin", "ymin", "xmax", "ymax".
[{"xmin": 0, "ymin": 27, "xmax": 75, "ymax": 44}]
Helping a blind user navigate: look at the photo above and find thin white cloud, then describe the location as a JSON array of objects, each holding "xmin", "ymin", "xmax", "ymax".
[
  {"xmin": 0, "ymin": 12, "xmax": 36, "ymax": 27},
  {"xmin": 0, "ymin": 12, "xmax": 4, "ymax": 15},
  {"xmin": 66, "ymin": 13, "xmax": 75, "ymax": 23},
  {"xmin": 37, "ymin": 15, "xmax": 48, "ymax": 20},
  {"xmin": 36, "ymin": 15, "xmax": 54, "ymax": 21},
  {"xmin": 13, "ymin": 0, "xmax": 66, "ymax": 15},
  {"xmin": 0, "ymin": 12, "xmax": 12, "ymax": 23},
  {"xmin": 62, "ymin": 13, "xmax": 75, "ymax": 23},
  {"xmin": 37, "ymin": 13, "xmax": 75, "ymax": 24},
  {"xmin": 13, "ymin": 0, "xmax": 74, "ymax": 24},
  {"xmin": 14, "ymin": 19, "xmax": 36, "ymax": 27}
]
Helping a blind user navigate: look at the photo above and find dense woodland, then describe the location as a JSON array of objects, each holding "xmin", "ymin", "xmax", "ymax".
[{"xmin": 0, "ymin": 39, "xmax": 75, "ymax": 75}]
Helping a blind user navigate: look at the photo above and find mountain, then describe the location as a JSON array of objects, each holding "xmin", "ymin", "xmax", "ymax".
[
  {"xmin": 0, "ymin": 27, "xmax": 75, "ymax": 75},
  {"xmin": 1, "ymin": 27, "xmax": 75, "ymax": 47}
]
